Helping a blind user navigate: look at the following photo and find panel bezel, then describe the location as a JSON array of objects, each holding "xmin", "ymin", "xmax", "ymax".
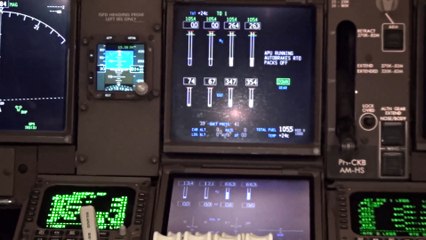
[{"xmin": 163, "ymin": 0, "xmax": 323, "ymax": 156}]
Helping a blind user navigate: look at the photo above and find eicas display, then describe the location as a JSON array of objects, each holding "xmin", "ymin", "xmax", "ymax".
[{"xmin": 170, "ymin": 4, "xmax": 316, "ymax": 145}]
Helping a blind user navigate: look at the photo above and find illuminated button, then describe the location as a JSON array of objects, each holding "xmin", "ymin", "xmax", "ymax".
[
  {"xmin": 340, "ymin": 213, "xmax": 348, "ymax": 217},
  {"xmin": 99, "ymin": 231, "xmax": 109, "ymax": 237},
  {"xmin": 136, "ymin": 213, "xmax": 144, "ymax": 219},
  {"xmin": 127, "ymin": 35, "xmax": 138, "ymax": 41},
  {"xmin": 137, "ymin": 202, "xmax": 145, "ymax": 208},
  {"xmin": 65, "ymin": 230, "xmax": 80, "ymax": 236},
  {"xmin": 35, "ymin": 229, "xmax": 47, "ymax": 236},
  {"xmin": 381, "ymin": 152, "xmax": 405, "ymax": 177},
  {"xmin": 136, "ymin": 208, "xmax": 144, "ymax": 213},
  {"xmin": 50, "ymin": 230, "xmax": 64, "ymax": 236},
  {"xmin": 383, "ymin": 29, "xmax": 404, "ymax": 50},
  {"xmin": 105, "ymin": 35, "xmax": 114, "ymax": 41},
  {"xmin": 338, "ymin": 195, "xmax": 346, "ymax": 201},
  {"xmin": 31, "ymin": 190, "xmax": 40, "ymax": 196},
  {"xmin": 88, "ymin": 72, "xmax": 94, "ymax": 84},
  {"xmin": 381, "ymin": 122, "xmax": 405, "ymax": 146},
  {"xmin": 135, "ymin": 219, "xmax": 143, "ymax": 225},
  {"xmin": 88, "ymin": 50, "xmax": 95, "ymax": 62}
]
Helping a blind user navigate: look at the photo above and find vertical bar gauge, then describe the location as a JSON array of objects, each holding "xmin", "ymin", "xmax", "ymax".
[
  {"xmin": 224, "ymin": 78, "xmax": 238, "ymax": 108},
  {"xmin": 187, "ymin": 31, "xmax": 195, "ymax": 66},
  {"xmin": 183, "ymin": 20, "xmax": 199, "ymax": 67},
  {"xmin": 245, "ymin": 78, "xmax": 258, "ymax": 108},
  {"xmin": 204, "ymin": 77, "xmax": 217, "ymax": 108},
  {"xmin": 248, "ymin": 32, "xmax": 256, "ymax": 67},
  {"xmin": 228, "ymin": 31, "xmax": 236, "ymax": 67},
  {"xmin": 183, "ymin": 77, "xmax": 197, "ymax": 107},
  {"xmin": 182, "ymin": 186, "xmax": 189, "ymax": 199},
  {"xmin": 207, "ymin": 31, "xmax": 215, "ymax": 67},
  {"xmin": 204, "ymin": 187, "xmax": 209, "ymax": 200},
  {"xmin": 245, "ymin": 21, "xmax": 261, "ymax": 68},
  {"xmin": 224, "ymin": 21, "xmax": 240, "ymax": 67},
  {"xmin": 246, "ymin": 188, "xmax": 252, "ymax": 201},
  {"xmin": 225, "ymin": 187, "xmax": 231, "ymax": 200}
]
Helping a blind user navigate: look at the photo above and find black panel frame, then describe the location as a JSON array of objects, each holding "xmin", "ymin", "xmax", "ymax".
[
  {"xmin": 163, "ymin": 0, "xmax": 323, "ymax": 156},
  {"xmin": 327, "ymin": 182, "xmax": 426, "ymax": 240},
  {"xmin": 0, "ymin": 0, "xmax": 77, "ymax": 144},
  {"xmin": 152, "ymin": 166, "xmax": 324, "ymax": 240},
  {"xmin": 416, "ymin": 0, "xmax": 426, "ymax": 150}
]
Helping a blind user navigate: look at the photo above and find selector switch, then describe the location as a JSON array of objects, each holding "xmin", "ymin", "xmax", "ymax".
[
  {"xmin": 381, "ymin": 152, "xmax": 405, "ymax": 177},
  {"xmin": 381, "ymin": 121, "xmax": 405, "ymax": 146}
]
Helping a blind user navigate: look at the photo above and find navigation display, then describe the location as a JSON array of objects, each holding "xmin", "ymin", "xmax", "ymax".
[
  {"xmin": 351, "ymin": 192, "xmax": 426, "ymax": 237},
  {"xmin": 169, "ymin": 4, "xmax": 316, "ymax": 145},
  {"xmin": 0, "ymin": 0, "xmax": 71, "ymax": 132},
  {"xmin": 166, "ymin": 177, "xmax": 311, "ymax": 240},
  {"xmin": 96, "ymin": 43, "xmax": 145, "ymax": 92},
  {"xmin": 37, "ymin": 186, "xmax": 135, "ymax": 230}
]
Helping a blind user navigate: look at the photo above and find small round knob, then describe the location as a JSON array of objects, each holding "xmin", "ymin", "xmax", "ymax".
[{"xmin": 134, "ymin": 82, "xmax": 149, "ymax": 96}]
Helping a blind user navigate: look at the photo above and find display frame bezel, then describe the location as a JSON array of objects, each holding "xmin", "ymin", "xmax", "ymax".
[
  {"xmin": 14, "ymin": 175, "xmax": 152, "ymax": 238},
  {"xmin": 152, "ymin": 166, "xmax": 324, "ymax": 240},
  {"xmin": 0, "ymin": 0, "xmax": 77, "ymax": 144},
  {"xmin": 329, "ymin": 182, "xmax": 426, "ymax": 239},
  {"xmin": 162, "ymin": 0, "xmax": 324, "ymax": 156},
  {"xmin": 86, "ymin": 36, "xmax": 154, "ymax": 100},
  {"xmin": 416, "ymin": 0, "xmax": 426, "ymax": 150}
]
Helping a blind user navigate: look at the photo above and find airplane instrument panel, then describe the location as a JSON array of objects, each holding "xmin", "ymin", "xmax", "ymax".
[{"xmin": 0, "ymin": 0, "xmax": 425, "ymax": 240}]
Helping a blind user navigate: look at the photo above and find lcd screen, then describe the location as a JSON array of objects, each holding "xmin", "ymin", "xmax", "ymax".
[
  {"xmin": 37, "ymin": 186, "xmax": 135, "ymax": 230},
  {"xmin": 351, "ymin": 192, "xmax": 426, "ymax": 237},
  {"xmin": 96, "ymin": 43, "xmax": 145, "ymax": 92},
  {"xmin": 0, "ymin": 0, "xmax": 71, "ymax": 132},
  {"xmin": 169, "ymin": 4, "xmax": 316, "ymax": 145},
  {"xmin": 166, "ymin": 177, "xmax": 312, "ymax": 240}
]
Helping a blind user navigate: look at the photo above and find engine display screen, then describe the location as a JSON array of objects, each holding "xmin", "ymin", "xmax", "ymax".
[
  {"xmin": 37, "ymin": 186, "xmax": 135, "ymax": 230},
  {"xmin": 351, "ymin": 192, "xmax": 426, "ymax": 237},
  {"xmin": 166, "ymin": 177, "xmax": 312, "ymax": 240},
  {"xmin": 170, "ymin": 4, "xmax": 316, "ymax": 144},
  {"xmin": 0, "ymin": 0, "xmax": 70, "ymax": 132},
  {"xmin": 96, "ymin": 43, "xmax": 145, "ymax": 92}
]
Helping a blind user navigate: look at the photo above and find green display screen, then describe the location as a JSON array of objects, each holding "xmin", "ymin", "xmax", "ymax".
[
  {"xmin": 351, "ymin": 192, "xmax": 426, "ymax": 237},
  {"xmin": 37, "ymin": 186, "xmax": 135, "ymax": 230}
]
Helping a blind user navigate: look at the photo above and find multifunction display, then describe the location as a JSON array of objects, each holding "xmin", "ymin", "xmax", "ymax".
[
  {"xmin": 167, "ymin": 177, "xmax": 311, "ymax": 240},
  {"xmin": 351, "ymin": 192, "xmax": 426, "ymax": 237},
  {"xmin": 0, "ymin": 0, "xmax": 70, "ymax": 131},
  {"xmin": 170, "ymin": 4, "xmax": 316, "ymax": 144},
  {"xmin": 96, "ymin": 43, "xmax": 145, "ymax": 92},
  {"xmin": 37, "ymin": 186, "xmax": 135, "ymax": 230}
]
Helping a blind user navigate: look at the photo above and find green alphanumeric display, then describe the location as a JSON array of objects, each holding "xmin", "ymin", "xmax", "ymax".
[{"xmin": 38, "ymin": 186, "xmax": 135, "ymax": 230}]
